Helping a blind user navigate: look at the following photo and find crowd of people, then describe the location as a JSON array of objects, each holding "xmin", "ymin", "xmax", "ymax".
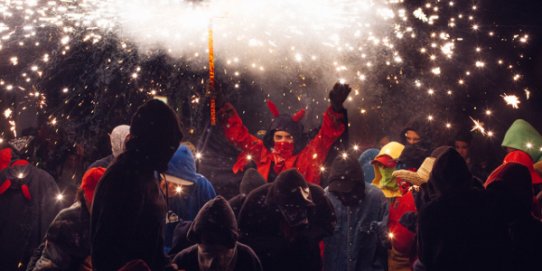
[{"xmin": 1, "ymin": 82, "xmax": 542, "ymax": 271}]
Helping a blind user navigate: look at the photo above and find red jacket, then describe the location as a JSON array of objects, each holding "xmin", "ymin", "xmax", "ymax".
[
  {"xmin": 221, "ymin": 103, "xmax": 345, "ymax": 185},
  {"xmin": 389, "ymin": 190, "xmax": 417, "ymax": 266}
]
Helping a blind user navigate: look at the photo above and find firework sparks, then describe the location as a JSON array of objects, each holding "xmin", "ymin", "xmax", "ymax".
[
  {"xmin": 470, "ymin": 117, "xmax": 486, "ymax": 136},
  {"xmin": 501, "ymin": 93, "xmax": 521, "ymax": 109}
]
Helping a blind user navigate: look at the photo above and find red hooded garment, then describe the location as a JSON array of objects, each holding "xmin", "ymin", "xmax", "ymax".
[
  {"xmin": 485, "ymin": 150, "xmax": 542, "ymax": 188},
  {"xmin": 220, "ymin": 103, "xmax": 345, "ymax": 185}
]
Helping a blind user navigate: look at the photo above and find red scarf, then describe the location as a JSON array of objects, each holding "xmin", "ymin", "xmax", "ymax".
[
  {"xmin": 0, "ymin": 148, "xmax": 32, "ymax": 200},
  {"xmin": 272, "ymin": 142, "xmax": 294, "ymax": 173}
]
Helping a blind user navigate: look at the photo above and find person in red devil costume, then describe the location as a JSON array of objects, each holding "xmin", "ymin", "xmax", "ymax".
[{"xmin": 219, "ymin": 82, "xmax": 351, "ymax": 185}]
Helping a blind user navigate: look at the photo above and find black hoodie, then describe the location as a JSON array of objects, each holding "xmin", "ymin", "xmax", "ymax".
[
  {"xmin": 173, "ymin": 196, "xmax": 262, "ymax": 271},
  {"xmin": 417, "ymin": 147, "xmax": 501, "ymax": 271},
  {"xmin": 229, "ymin": 169, "xmax": 266, "ymax": 216},
  {"xmin": 238, "ymin": 169, "xmax": 336, "ymax": 271}
]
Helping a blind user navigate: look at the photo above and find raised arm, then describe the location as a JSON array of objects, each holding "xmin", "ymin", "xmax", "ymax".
[
  {"xmin": 296, "ymin": 83, "xmax": 351, "ymax": 184},
  {"xmin": 219, "ymin": 102, "xmax": 267, "ymax": 173}
]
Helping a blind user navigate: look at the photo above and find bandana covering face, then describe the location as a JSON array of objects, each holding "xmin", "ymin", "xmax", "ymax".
[
  {"xmin": 272, "ymin": 141, "xmax": 295, "ymax": 173},
  {"xmin": 378, "ymin": 166, "xmax": 398, "ymax": 191}
]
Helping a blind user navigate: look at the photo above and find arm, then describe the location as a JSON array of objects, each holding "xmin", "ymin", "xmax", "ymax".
[
  {"xmin": 220, "ymin": 103, "xmax": 267, "ymax": 173},
  {"xmin": 296, "ymin": 84, "xmax": 350, "ymax": 184}
]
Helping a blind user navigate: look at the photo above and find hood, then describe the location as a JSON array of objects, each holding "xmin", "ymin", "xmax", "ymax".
[
  {"xmin": 502, "ymin": 119, "xmax": 542, "ymax": 162},
  {"xmin": 126, "ymin": 99, "xmax": 183, "ymax": 172},
  {"xmin": 358, "ymin": 148, "xmax": 379, "ymax": 183},
  {"xmin": 110, "ymin": 125, "xmax": 130, "ymax": 158},
  {"xmin": 485, "ymin": 163, "xmax": 533, "ymax": 220},
  {"xmin": 81, "ymin": 167, "xmax": 106, "ymax": 205},
  {"xmin": 485, "ymin": 150, "xmax": 542, "ymax": 186},
  {"xmin": 165, "ymin": 145, "xmax": 197, "ymax": 185},
  {"xmin": 328, "ymin": 154, "xmax": 364, "ymax": 193},
  {"xmin": 426, "ymin": 146, "xmax": 472, "ymax": 197},
  {"xmin": 239, "ymin": 168, "xmax": 266, "ymax": 195},
  {"xmin": 263, "ymin": 114, "xmax": 305, "ymax": 153},
  {"xmin": 371, "ymin": 141, "xmax": 404, "ymax": 198},
  {"xmin": 187, "ymin": 196, "xmax": 238, "ymax": 248}
]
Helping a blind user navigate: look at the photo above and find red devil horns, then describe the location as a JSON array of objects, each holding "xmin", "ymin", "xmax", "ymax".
[
  {"xmin": 266, "ymin": 100, "xmax": 305, "ymax": 122},
  {"xmin": 291, "ymin": 109, "xmax": 306, "ymax": 122},
  {"xmin": 266, "ymin": 100, "xmax": 280, "ymax": 118}
]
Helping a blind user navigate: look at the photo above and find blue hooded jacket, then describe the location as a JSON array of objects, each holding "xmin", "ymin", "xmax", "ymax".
[
  {"xmin": 358, "ymin": 148, "xmax": 379, "ymax": 183},
  {"xmin": 165, "ymin": 145, "xmax": 216, "ymax": 221}
]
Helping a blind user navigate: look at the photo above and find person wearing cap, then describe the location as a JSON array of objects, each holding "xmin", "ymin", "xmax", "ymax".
[
  {"xmin": 416, "ymin": 147, "xmax": 500, "ymax": 271},
  {"xmin": 219, "ymin": 82, "xmax": 350, "ymax": 184},
  {"xmin": 371, "ymin": 141, "xmax": 405, "ymax": 199},
  {"xmin": 485, "ymin": 163, "xmax": 542, "ymax": 271},
  {"xmin": 88, "ymin": 124, "xmax": 130, "ymax": 169},
  {"xmin": 28, "ymin": 167, "xmax": 106, "ymax": 271},
  {"xmin": 238, "ymin": 169, "xmax": 336, "ymax": 271},
  {"xmin": 91, "ymin": 100, "xmax": 183, "ymax": 271},
  {"xmin": 228, "ymin": 168, "xmax": 266, "ymax": 216},
  {"xmin": 0, "ymin": 129, "xmax": 62, "ymax": 270},
  {"xmin": 323, "ymin": 154, "xmax": 388, "ymax": 271},
  {"xmin": 161, "ymin": 144, "xmax": 216, "ymax": 253},
  {"xmin": 172, "ymin": 196, "xmax": 262, "ymax": 271}
]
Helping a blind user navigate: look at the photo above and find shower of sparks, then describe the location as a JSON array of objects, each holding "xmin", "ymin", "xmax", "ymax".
[
  {"xmin": 0, "ymin": 0, "xmax": 535, "ymax": 150},
  {"xmin": 501, "ymin": 94, "xmax": 521, "ymax": 109}
]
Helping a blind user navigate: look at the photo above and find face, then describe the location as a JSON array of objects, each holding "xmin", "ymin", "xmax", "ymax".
[
  {"xmin": 454, "ymin": 140, "xmax": 470, "ymax": 160},
  {"xmin": 404, "ymin": 130, "xmax": 421, "ymax": 145},
  {"xmin": 197, "ymin": 242, "xmax": 236, "ymax": 271},
  {"xmin": 273, "ymin": 130, "xmax": 294, "ymax": 144}
]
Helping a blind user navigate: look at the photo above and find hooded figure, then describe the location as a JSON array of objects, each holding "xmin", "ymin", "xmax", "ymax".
[
  {"xmin": 0, "ymin": 135, "xmax": 62, "ymax": 271},
  {"xmin": 358, "ymin": 148, "xmax": 379, "ymax": 183},
  {"xmin": 28, "ymin": 167, "xmax": 105, "ymax": 271},
  {"xmin": 173, "ymin": 196, "xmax": 262, "ymax": 271},
  {"xmin": 485, "ymin": 163, "xmax": 542, "ymax": 271},
  {"xmin": 371, "ymin": 141, "xmax": 405, "ymax": 198},
  {"xmin": 91, "ymin": 100, "xmax": 183, "ymax": 271},
  {"xmin": 238, "ymin": 169, "xmax": 336, "ymax": 271},
  {"xmin": 163, "ymin": 144, "xmax": 217, "ymax": 221},
  {"xmin": 323, "ymin": 155, "xmax": 389, "ymax": 271},
  {"xmin": 229, "ymin": 168, "xmax": 266, "ymax": 216},
  {"xmin": 88, "ymin": 124, "xmax": 130, "ymax": 169},
  {"xmin": 502, "ymin": 119, "xmax": 542, "ymax": 162},
  {"xmin": 416, "ymin": 147, "xmax": 501, "ymax": 271},
  {"xmin": 219, "ymin": 82, "xmax": 350, "ymax": 184},
  {"xmin": 162, "ymin": 144, "xmax": 216, "ymax": 252}
]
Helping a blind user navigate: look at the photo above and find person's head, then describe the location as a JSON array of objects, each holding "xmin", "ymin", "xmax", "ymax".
[
  {"xmin": 239, "ymin": 168, "xmax": 266, "ymax": 195},
  {"xmin": 187, "ymin": 196, "xmax": 238, "ymax": 271},
  {"xmin": 427, "ymin": 146, "xmax": 472, "ymax": 198},
  {"xmin": 453, "ymin": 129, "xmax": 472, "ymax": 160},
  {"xmin": 80, "ymin": 167, "xmax": 106, "ymax": 210},
  {"xmin": 371, "ymin": 141, "xmax": 405, "ymax": 197},
  {"xmin": 126, "ymin": 100, "xmax": 183, "ymax": 172},
  {"xmin": 502, "ymin": 119, "xmax": 542, "ymax": 162},
  {"xmin": 110, "ymin": 125, "xmax": 130, "ymax": 158},
  {"xmin": 404, "ymin": 130, "xmax": 421, "ymax": 145},
  {"xmin": 263, "ymin": 100, "xmax": 305, "ymax": 155},
  {"xmin": 267, "ymin": 169, "xmax": 314, "ymax": 227},
  {"xmin": 329, "ymin": 154, "xmax": 365, "ymax": 206},
  {"xmin": 454, "ymin": 140, "xmax": 470, "ymax": 160}
]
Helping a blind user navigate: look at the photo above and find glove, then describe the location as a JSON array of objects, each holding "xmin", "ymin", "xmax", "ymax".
[{"xmin": 329, "ymin": 82, "xmax": 352, "ymax": 111}]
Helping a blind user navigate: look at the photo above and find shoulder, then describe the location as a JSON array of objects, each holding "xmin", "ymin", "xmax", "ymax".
[
  {"xmin": 365, "ymin": 184, "xmax": 386, "ymax": 201},
  {"xmin": 173, "ymin": 245, "xmax": 198, "ymax": 267},
  {"xmin": 236, "ymin": 242, "xmax": 262, "ymax": 267}
]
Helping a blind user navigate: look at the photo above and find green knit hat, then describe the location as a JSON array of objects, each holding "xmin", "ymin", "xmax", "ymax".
[{"xmin": 502, "ymin": 119, "xmax": 542, "ymax": 162}]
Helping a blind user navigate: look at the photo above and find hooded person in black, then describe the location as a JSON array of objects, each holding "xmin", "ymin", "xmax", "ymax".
[
  {"xmin": 485, "ymin": 163, "xmax": 542, "ymax": 271},
  {"xmin": 90, "ymin": 100, "xmax": 183, "ymax": 271},
  {"xmin": 0, "ymin": 128, "xmax": 62, "ymax": 271},
  {"xmin": 173, "ymin": 196, "xmax": 262, "ymax": 271},
  {"xmin": 228, "ymin": 168, "xmax": 266, "ymax": 216},
  {"xmin": 237, "ymin": 168, "xmax": 336, "ymax": 271},
  {"xmin": 416, "ymin": 147, "xmax": 502, "ymax": 271}
]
